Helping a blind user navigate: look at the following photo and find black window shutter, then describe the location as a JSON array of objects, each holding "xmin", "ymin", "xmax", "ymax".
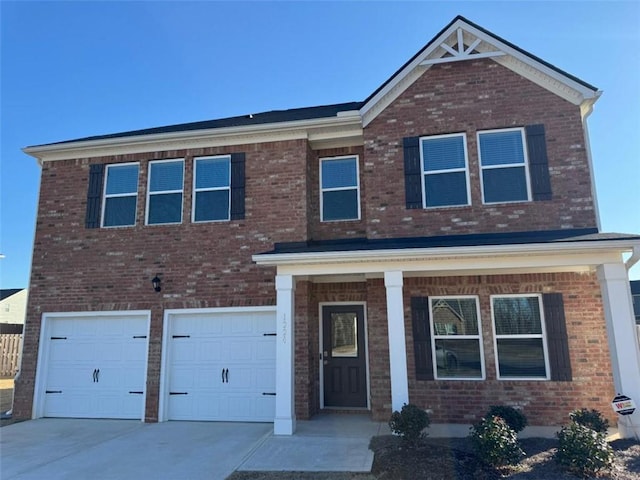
[
  {"xmin": 411, "ymin": 297, "xmax": 434, "ymax": 380},
  {"xmin": 403, "ymin": 137, "xmax": 423, "ymax": 209},
  {"xmin": 543, "ymin": 293, "xmax": 572, "ymax": 381},
  {"xmin": 230, "ymin": 153, "xmax": 246, "ymax": 220},
  {"xmin": 526, "ymin": 124, "xmax": 552, "ymax": 201},
  {"xmin": 85, "ymin": 164, "xmax": 105, "ymax": 228}
]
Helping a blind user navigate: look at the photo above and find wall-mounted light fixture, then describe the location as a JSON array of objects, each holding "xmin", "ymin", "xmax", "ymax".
[{"xmin": 152, "ymin": 275, "xmax": 162, "ymax": 292}]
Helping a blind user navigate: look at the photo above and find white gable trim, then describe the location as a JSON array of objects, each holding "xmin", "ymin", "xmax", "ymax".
[{"xmin": 361, "ymin": 18, "xmax": 600, "ymax": 127}]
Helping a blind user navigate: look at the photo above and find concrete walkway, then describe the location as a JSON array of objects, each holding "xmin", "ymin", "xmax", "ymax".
[
  {"xmin": 239, "ymin": 413, "xmax": 389, "ymax": 472},
  {"xmin": 1, "ymin": 414, "xmax": 386, "ymax": 479}
]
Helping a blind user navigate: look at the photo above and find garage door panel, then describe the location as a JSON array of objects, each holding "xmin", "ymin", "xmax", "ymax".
[
  {"xmin": 41, "ymin": 314, "xmax": 149, "ymax": 420},
  {"xmin": 166, "ymin": 310, "xmax": 276, "ymax": 422}
]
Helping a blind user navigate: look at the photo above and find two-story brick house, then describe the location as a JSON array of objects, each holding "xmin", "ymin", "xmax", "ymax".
[{"xmin": 16, "ymin": 16, "xmax": 640, "ymax": 438}]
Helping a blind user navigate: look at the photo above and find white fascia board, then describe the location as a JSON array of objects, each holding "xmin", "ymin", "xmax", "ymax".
[
  {"xmin": 253, "ymin": 239, "xmax": 639, "ymax": 276},
  {"xmin": 459, "ymin": 22, "xmax": 599, "ymax": 103},
  {"xmin": 23, "ymin": 113, "xmax": 363, "ymax": 163}
]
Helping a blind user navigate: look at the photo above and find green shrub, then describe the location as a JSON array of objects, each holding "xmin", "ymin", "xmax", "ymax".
[
  {"xmin": 487, "ymin": 405, "xmax": 528, "ymax": 433},
  {"xmin": 388, "ymin": 403, "xmax": 430, "ymax": 446},
  {"xmin": 555, "ymin": 422, "xmax": 614, "ymax": 478},
  {"xmin": 469, "ymin": 415, "xmax": 524, "ymax": 469},
  {"xmin": 569, "ymin": 408, "xmax": 610, "ymax": 433}
]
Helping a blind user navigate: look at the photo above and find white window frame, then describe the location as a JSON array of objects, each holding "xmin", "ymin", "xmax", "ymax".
[
  {"xmin": 419, "ymin": 133, "xmax": 471, "ymax": 209},
  {"xmin": 490, "ymin": 294, "xmax": 551, "ymax": 381},
  {"xmin": 429, "ymin": 295, "xmax": 485, "ymax": 380},
  {"xmin": 477, "ymin": 127, "xmax": 532, "ymax": 205},
  {"xmin": 320, "ymin": 155, "xmax": 361, "ymax": 222},
  {"xmin": 192, "ymin": 155, "xmax": 231, "ymax": 223},
  {"xmin": 146, "ymin": 158, "xmax": 184, "ymax": 226},
  {"xmin": 101, "ymin": 162, "xmax": 139, "ymax": 228}
]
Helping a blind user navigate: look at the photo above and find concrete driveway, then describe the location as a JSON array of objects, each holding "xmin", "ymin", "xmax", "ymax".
[{"xmin": 0, "ymin": 419, "xmax": 271, "ymax": 480}]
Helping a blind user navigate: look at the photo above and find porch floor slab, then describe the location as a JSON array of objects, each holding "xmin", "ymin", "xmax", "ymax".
[{"xmin": 239, "ymin": 413, "xmax": 390, "ymax": 472}]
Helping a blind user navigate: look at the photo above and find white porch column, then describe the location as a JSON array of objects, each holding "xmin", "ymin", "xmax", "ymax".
[
  {"xmin": 274, "ymin": 274, "xmax": 296, "ymax": 435},
  {"xmin": 597, "ymin": 263, "xmax": 640, "ymax": 439},
  {"xmin": 384, "ymin": 270, "xmax": 409, "ymax": 411}
]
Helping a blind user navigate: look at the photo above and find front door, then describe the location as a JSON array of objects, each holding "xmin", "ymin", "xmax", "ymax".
[{"xmin": 322, "ymin": 305, "xmax": 367, "ymax": 408}]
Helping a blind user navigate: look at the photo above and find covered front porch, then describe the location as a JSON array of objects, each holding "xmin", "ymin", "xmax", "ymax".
[{"xmin": 253, "ymin": 231, "xmax": 640, "ymax": 438}]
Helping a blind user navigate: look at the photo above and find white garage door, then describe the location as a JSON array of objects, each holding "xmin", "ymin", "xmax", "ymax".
[
  {"xmin": 41, "ymin": 314, "xmax": 148, "ymax": 419},
  {"xmin": 165, "ymin": 309, "xmax": 276, "ymax": 422}
]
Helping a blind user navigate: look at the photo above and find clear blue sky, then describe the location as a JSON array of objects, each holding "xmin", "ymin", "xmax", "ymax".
[{"xmin": 1, "ymin": 1, "xmax": 639, "ymax": 288}]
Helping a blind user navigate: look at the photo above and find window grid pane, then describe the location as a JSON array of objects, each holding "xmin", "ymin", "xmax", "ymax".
[
  {"xmin": 424, "ymin": 171, "xmax": 468, "ymax": 207},
  {"xmin": 195, "ymin": 157, "xmax": 230, "ymax": 189},
  {"xmin": 322, "ymin": 190, "xmax": 358, "ymax": 221},
  {"xmin": 148, "ymin": 193, "xmax": 182, "ymax": 224},
  {"xmin": 483, "ymin": 167, "xmax": 528, "ymax": 203},
  {"xmin": 422, "ymin": 136, "xmax": 466, "ymax": 171},
  {"xmin": 106, "ymin": 165, "xmax": 139, "ymax": 195},
  {"xmin": 150, "ymin": 160, "xmax": 184, "ymax": 192},
  {"xmin": 104, "ymin": 196, "xmax": 137, "ymax": 227},
  {"xmin": 321, "ymin": 158, "xmax": 358, "ymax": 189},
  {"xmin": 430, "ymin": 297, "xmax": 483, "ymax": 380},
  {"xmin": 194, "ymin": 190, "xmax": 230, "ymax": 222},
  {"xmin": 479, "ymin": 131, "xmax": 525, "ymax": 167}
]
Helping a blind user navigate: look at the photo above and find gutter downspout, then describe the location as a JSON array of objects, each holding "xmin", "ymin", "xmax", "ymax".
[{"xmin": 625, "ymin": 245, "xmax": 640, "ymax": 272}]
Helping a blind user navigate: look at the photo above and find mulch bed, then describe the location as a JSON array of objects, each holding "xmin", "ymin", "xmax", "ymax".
[{"xmin": 228, "ymin": 435, "xmax": 640, "ymax": 480}]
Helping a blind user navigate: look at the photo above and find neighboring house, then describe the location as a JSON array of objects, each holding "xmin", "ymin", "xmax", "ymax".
[
  {"xmin": 0, "ymin": 289, "xmax": 27, "ymax": 326},
  {"xmin": 15, "ymin": 16, "xmax": 640, "ymax": 438}
]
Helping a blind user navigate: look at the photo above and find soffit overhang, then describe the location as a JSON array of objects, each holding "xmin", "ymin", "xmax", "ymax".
[
  {"xmin": 23, "ymin": 113, "xmax": 364, "ymax": 164},
  {"xmin": 252, "ymin": 239, "xmax": 639, "ymax": 279}
]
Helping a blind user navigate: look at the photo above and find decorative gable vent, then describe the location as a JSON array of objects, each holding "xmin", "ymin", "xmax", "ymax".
[{"xmin": 420, "ymin": 27, "xmax": 505, "ymax": 66}]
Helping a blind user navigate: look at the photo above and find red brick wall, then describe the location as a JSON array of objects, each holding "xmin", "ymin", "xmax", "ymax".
[
  {"xmin": 403, "ymin": 273, "xmax": 616, "ymax": 426},
  {"xmin": 14, "ymin": 140, "xmax": 310, "ymax": 420},
  {"xmin": 363, "ymin": 59, "xmax": 597, "ymax": 238}
]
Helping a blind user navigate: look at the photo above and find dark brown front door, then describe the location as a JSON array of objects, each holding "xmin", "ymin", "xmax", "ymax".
[{"xmin": 322, "ymin": 305, "xmax": 367, "ymax": 408}]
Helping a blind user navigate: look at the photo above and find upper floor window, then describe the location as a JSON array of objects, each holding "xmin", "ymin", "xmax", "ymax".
[
  {"xmin": 102, "ymin": 163, "xmax": 139, "ymax": 227},
  {"xmin": 320, "ymin": 156, "xmax": 360, "ymax": 221},
  {"xmin": 193, "ymin": 156, "xmax": 231, "ymax": 222},
  {"xmin": 146, "ymin": 159, "xmax": 184, "ymax": 225},
  {"xmin": 491, "ymin": 295, "xmax": 550, "ymax": 380},
  {"xmin": 420, "ymin": 133, "xmax": 470, "ymax": 208},
  {"xmin": 430, "ymin": 296, "xmax": 484, "ymax": 380},
  {"xmin": 478, "ymin": 128, "xmax": 531, "ymax": 204}
]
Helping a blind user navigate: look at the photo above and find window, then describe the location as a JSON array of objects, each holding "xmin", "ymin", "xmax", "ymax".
[
  {"xmin": 320, "ymin": 156, "xmax": 360, "ymax": 221},
  {"xmin": 147, "ymin": 159, "xmax": 184, "ymax": 225},
  {"xmin": 420, "ymin": 133, "xmax": 469, "ymax": 208},
  {"xmin": 193, "ymin": 156, "xmax": 231, "ymax": 222},
  {"xmin": 491, "ymin": 295, "xmax": 550, "ymax": 380},
  {"xmin": 102, "ymin": 163, "xmax": 139, "ymax": 227},
  {"xmin": 633, "ymin": 293, "xmax": 640, "ymax": 325},
  {"xmin": 478, "ymin": 128, "xmax": 531, "ymax": 204},
  {"xmin": 430, "ymin": 297, "xmax": 484, "ymax": 379}
]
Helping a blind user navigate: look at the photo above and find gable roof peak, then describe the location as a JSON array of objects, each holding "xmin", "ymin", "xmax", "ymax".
[{"xmin": 360, "ymin": 15, "xmax": 600, "ymax": 127}]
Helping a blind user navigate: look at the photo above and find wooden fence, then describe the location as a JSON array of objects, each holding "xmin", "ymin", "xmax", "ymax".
[{"xmin": 0, "ymin": 334, "xmax": 22, "ymax": 377}]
